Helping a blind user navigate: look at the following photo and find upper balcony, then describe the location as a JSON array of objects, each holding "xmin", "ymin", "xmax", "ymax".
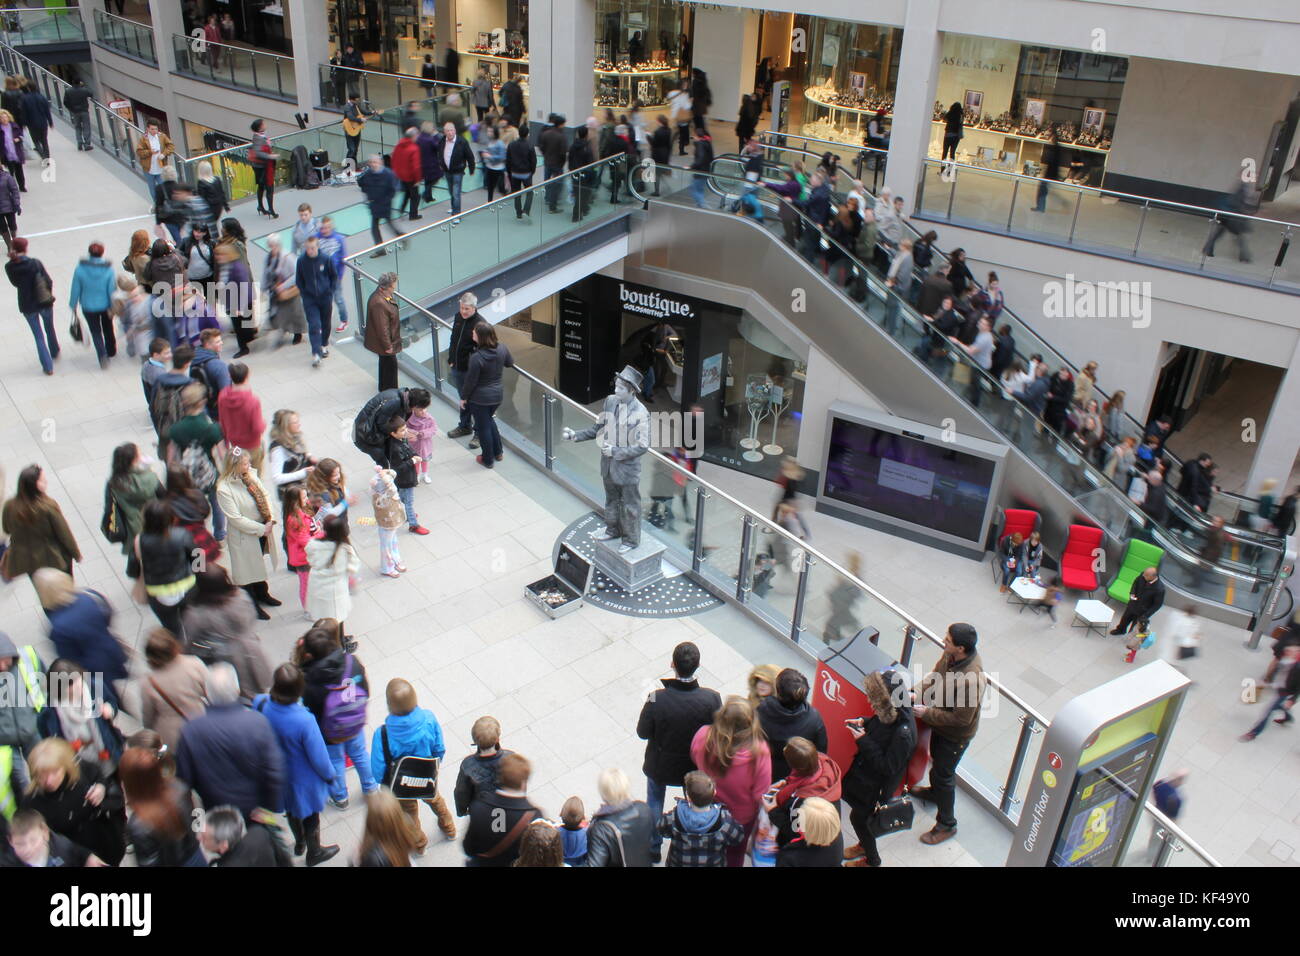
[
  {"xmin": 171, "ymin": 32, "xmax": 296, "ymax": 103},
  {"xmin": 92, "ymin": 8, "xmax": 155, "ymax": 66},
  {"xmin": 0, "ymin": 4, "xmax": 85, "ymax": 59}
]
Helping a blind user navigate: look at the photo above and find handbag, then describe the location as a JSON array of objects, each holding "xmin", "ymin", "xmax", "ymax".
[
  {"xmin": 275, "ymin": 284, "xmax": 300, "ymax": 301},
  {"xmin": 69, "ymin": 313, "xmax": 85, "ymax": 344},
  {"xmin": 868, "ymin": 790, "xmax": 915, "ymax": 838},
  {"xmin": 33, "ymin": 269, "xmax": 54, "ymax": 307}
]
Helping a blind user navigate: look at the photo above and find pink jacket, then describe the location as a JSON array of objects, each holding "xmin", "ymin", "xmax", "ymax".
[
  {"xmin": 284, "ymin": 509, "xmax": 313, "ymax": 567},
  {"xmin": 690, "ymin": 724, "xmax": 771, "ymax": 826},
  {"xmin": 405, "ymin": 410, "xmax": 437, "ymax": 459}
]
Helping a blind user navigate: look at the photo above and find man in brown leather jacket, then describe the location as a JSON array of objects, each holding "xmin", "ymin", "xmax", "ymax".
[
  {"xmin": 364, "ymin": 272, "xmax": 401, "ymax": 391},
  {"xmin": 911, "ymin": 623, "xmax": 986, "ymax": 846}
]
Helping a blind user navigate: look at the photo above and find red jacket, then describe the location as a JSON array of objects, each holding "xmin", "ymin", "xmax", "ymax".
[
  {"xmin": 217, "ymin": 386, "xmax": 266, "ymax": 451},
  {"xmin": 392, "ymin": 139, "xmax": 422, "ymax": 185}
]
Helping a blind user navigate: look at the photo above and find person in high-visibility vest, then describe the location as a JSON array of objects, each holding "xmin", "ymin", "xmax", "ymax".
[
  {"xmin": 0, "ymin": 633, "xmax": 45, "ymax": 756},
  {"xmin": 0, "ymin": 744, "xmax": 24, "ymax": 821}
]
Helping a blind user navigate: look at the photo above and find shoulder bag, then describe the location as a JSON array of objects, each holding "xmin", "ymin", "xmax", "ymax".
[{"xmin": 477, "ymin": 808, "xmax": 537, "ymax": 860}]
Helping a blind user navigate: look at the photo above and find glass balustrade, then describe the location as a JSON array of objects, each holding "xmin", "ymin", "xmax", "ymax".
[
  {"xmin": 317, "ymin": 63, "xmax": 466, "ymax": 112},
  {"xmin": 629, "ymin": 163, "xmax": 1280, "ymax": 601},
  {"xmin": 93, "ymin": 9, "xmax": 155, "ymax": 63},
  {"xmin": 172, "ymin": 33, "xmax": 295, "ymax": 101},
  {"xmin": 339, "ymin": 273, "xmax": 1216, "ymax": 866},
  {"xmin": 0, "ymin": 6, "xmax": 83, "ymax": 44}
]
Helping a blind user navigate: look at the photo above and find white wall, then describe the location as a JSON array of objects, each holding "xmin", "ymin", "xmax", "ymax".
[{"xmin": 692, "ymin": 7, "xmax": 760, "ymax": 124}]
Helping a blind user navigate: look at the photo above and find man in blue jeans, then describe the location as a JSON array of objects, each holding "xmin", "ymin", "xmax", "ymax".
[
  {"xmin": 435, "ymin": 120, "xmax": 475, "ymax": 217},
  {"xmin": 295, "ymin": 236, "xmax": 338, "ymax": 370},
  {"xmin": 636, "ymin": 641, "xmax": 721, "ymax": 864},
  {"xmin": 4, "ymin": 238, "xmax": 59, "ymax": 375},
  {"xmin": 316, "ymin": 216, "xmax": 350, "ymax": 333},
  {"xmin": 1241, "ymin": 644, "xmax": 1300, "ymax": 741}
]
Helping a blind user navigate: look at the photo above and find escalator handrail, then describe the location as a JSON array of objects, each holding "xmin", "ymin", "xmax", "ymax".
[{"xmin": 631, "ymin": 162, "xmax": 1281, "ymax": 589}]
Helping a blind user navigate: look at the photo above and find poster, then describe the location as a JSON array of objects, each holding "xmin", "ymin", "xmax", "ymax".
[
  {"xmin": 821, "ymin": 34, "xmax": 839, "ymax": 68},
  {"xmin": 1082, "ymin": 108, "xmax": 1105, "ymax": 134},
  {"xmin": 963, "ymin": 89, "xmax": 983, "ymax": 114},
  {"xmin": 700, "ymin": 353, "xmax": 722, "ymax": 396},
  {"xmin": 1024, "ymin": 98, "xmax": 1045, "ymax": 126},
  {"xmin": 849, "ymin": 72, "xmax": 867, "ymax": 96}
]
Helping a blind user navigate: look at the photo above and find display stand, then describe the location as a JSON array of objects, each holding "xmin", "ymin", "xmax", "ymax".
[
  {"xmin": 763, "ymin": 385, "xmax": 791, "ymax": 457},
  {"xmin": 740, "ymin": 379, "xmax": 772, "ymax": 463}
]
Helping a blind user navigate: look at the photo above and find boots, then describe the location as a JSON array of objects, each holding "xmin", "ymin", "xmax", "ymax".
[
  {"xmin": 303, "ymin": 815, "xmax": 340, "ymax": 867},
  {"xmin": 432, "ymin": 795, "xmax": 457, "ymax": 840}
]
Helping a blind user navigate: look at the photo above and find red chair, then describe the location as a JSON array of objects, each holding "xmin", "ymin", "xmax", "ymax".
[
  {"xmin": 1060, "ymin": 524, "xmax": 1104, "ymax": 594},
  {"xmin": 989, "ymin": 508, "xmax": 1040, "ymax": 582}
]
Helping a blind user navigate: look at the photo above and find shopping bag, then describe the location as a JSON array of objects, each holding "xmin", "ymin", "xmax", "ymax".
[{"xmin": 750, "ymin": 806, "xmax": 778, "ymax": 867}]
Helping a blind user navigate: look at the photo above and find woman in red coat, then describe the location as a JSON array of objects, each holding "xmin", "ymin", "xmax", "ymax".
[{"xmin": 392, "ymin": 128, "xmax": 424, "ymax": 222}]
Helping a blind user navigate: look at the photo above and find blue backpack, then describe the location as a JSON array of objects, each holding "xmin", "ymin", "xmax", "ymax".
[{"xmin": 320, "ymin": 654, "xmax": 369, "ymax": 743}]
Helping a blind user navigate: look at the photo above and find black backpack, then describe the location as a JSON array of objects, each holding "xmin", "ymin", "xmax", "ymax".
[{"xmin": 189, "ymin": 362, "xmax": 219, "ymax": 418}]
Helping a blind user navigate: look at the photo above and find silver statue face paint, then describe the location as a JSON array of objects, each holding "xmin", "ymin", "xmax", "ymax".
[{"xmin": 614, "ymin": 380, "xmax": 632, "ymax": 402}]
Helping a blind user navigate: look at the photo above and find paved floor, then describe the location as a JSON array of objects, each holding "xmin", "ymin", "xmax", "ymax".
[{"xmin": 0, "ymin": 121, "xmax": 1012, "ymax": 867}]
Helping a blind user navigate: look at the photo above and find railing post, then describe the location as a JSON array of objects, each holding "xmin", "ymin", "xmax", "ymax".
[
  {"xmin": 945, "ymin": 167, "xmax": 956, "ymax": 220},
  {"xmin": 1067, "ymin": 188, "xmax": 1082, "ymax": 243},
  {"xmin": 543, "ymin": 394, "xmax": 556, "ymax": 470},
  {"xmin": 429, "ymin": 324, "xmax": 442, "ymax": 390},
  {"xmin": 1006, "ymin": 179, "xmax": 1019, "ymax": 232},
  {"xmin": 999, "ymin": 714, "xmax": 1039, "ymax": 816},
  {"xmin": 737, "ymin": 514, "xmax": 755, "ymax": 603},
  {"xmin": 691, "ymin": 489, "xmax": 708, "ymax": 573},
  {"xmin": 1152, "ymin": 828, "xmax": 1178, "ymax": 868},
  {"xmin": 789, "ymin": 551, "xmax": 814, "ymax": 644},
  {"xmin": 1133, "ymin": 201, "xmax": 1149, "ymax": 256},
  {"xmin": 275, "ymin": 58, "xmax": 283, "ymax": 97},
  {"xmin": 900, "ymin": 623, "xmax": 918, "ymax": 668}
]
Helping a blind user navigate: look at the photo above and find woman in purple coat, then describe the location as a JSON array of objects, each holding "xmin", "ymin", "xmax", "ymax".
[
  {"xmin": 253, "ymin": 663, "xmax": 340, "ymax": 866},
  {"xmin": 417, "ymin": 120, "xmax": 443, "ymax": 203}
]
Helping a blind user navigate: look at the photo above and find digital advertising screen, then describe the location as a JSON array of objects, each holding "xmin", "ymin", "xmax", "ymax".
[
  {"xmin": 1049, "ymin": 732, "xmax": 1159, "ymax": 867},
  {"xmin": 822, "ymin": 417, "xmax": 998, "ymax": 542}
]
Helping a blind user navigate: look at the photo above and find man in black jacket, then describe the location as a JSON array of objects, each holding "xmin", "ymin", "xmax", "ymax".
[
  {"xmin": 62, "ymin": 78, "xmax": 93, "ymax": 151},
  {"xmin": 689, "ymin": 128, "xmax": 713, "ymax": 209},
  {"xmin": 200, "ymin": 806, "xmax": 292, "ymax": 867},
  {"xmin": 445, "ymin": 292, "xmax": 481, "ymax": 444},
  {"xmin": 1177, "ymin": 453, "xmax": 1216, "ymax": 512},
  {"xmin": 1141, "ymin": 469, "xmax": 1169, "ymax": 526},
  {"xmin": 353, "ymin": 386, "xmax": 432, "ymax": 467},
  {"xmin": 1110, "ymin": 566, "xmax": 1165, "ymax": 636},
  {"xmin": 463, "ymin": 753, "xmax": 540, "ymax": 867},
  {"xmin": 757, "ymin": 669, "xmax": 829, "ymax": 781},
  {"xmin": 453, "ymin": 715, "xmax": 514, "ymax": 817},
  {"xmin": 915, "ymin": 261, "xmax": 954, "ymax": 317},
  {"xmin": 539, "ymin": 114, "xmax": 568, "ymax": 213},
  {"xmin": 637, "ymin": 641, "xmax": 721, "ymax": 863}
]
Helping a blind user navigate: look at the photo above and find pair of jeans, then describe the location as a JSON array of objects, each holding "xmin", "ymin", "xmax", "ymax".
[
  {"xmin": 145, "ymin": 171, "xmax": 162, "ymax": 201},
  {"xmin": 84, "ymin": 310, "xmax": 116, "ymax": 361},
  {"xmin": 401, "ymin": 182, "xmax": 420, "ymax": 218},
  {"xmin": 397, "ymin": 484, "xmax": 419, "ymax": 527},
  {"xmin": 483, "ymin": 168, "xmax": 508, "ymax": 202},
  {"xmin": 206, "ymin": 487, "xmax": 227, "ymax": 540},
  {"xmin": 345, "ymin": 134, "xmax": 360, "ymax": 162},
  {"xmin": 445, "ymin": 173, "xmax": 464, "ymax": 214},
  {"xmin": 642, "ymin": 365, "xmax": 655, "ymax": 401},
  {"xmin": 448, "ymin": 368, "xmax": 471, "ymax": 429},
  {"xmin": 327, "ymin": 732, "xmax": 378, "ymax": 802},
  {"xmin": 1247, "ymin": 692, "xmax": 1295, "ymax": 737},
  {"xmin": 512, "ymin": 175, "xmax": 533, "ymax": 215},
  {"xmin": 24, "ymin": 307, "xmax": 58, "ymax": 373},
  {"xmin": 1034, "ymin": 178, "xmax": 1054, "ymax": 211},
  {"xmin": 422, "ymin": 176, "xmax": 440, "ymax": 202},
  {"xmin": 691, "ymin": 173, "xmax": 708, "ymax": 208},
  {"xmin": 303, "ymin": 294, "xmax": 334, "ymax": 358},
  {"xmin": 467, "ymin": 402, "xmax": 501, "ymax": 465},
  {"xmin": 377, "ymin": 353, "xmax": 398, "ymax": 391},
  {"xmin": 848, "ymin": 804, "xmax": 882, "ymax": 866},
  {"xmin": 543, "ymin": 164, "xmax": 564, "ymax": 209},
  {"xmin": 369, "ymin": 209, "xmax": 405, "ymax": 246},
  {"xmin": 927, "ymin": 733, "xmax": 970, "ymax": 830},
  {"xmin": 646, "ymin": 777, "xmax": 669, "ymax": 853},
  {"xmin": 72, "ymin": 110, "xmax": 91, "ymax": 148},
  {"xmin": 147, "ymin": 594, "xmax": 185, "ymax": 639}
]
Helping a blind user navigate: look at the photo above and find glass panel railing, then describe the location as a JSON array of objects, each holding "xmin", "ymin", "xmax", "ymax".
[
  {"xmin": 750, "ymin": 137, "xmax": 1283, "ymax": 543},
  {"xmin": 317, "ymin": 63, "xmax": 467, "ymax": 112},
  {"xmin": 172, "ymin": 33, "xmax": 295, "ymax": 101},
  {"xmin": 92, "ymin": 9, "xmax": 155, "ymax": 63},
  {"xmin": 0, "ymin": 6, "xmax": 83, "ymax": 44},
  {"xmin": 632, "ymin": 163, "xmax": 1281, "ymax": 594},
  {"xmin": 340, "ymin": 270, "xmax": 1218, "ymax": 864}
]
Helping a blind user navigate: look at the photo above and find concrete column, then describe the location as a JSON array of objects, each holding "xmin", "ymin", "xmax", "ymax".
[
  {"xmin": 528, "ymin": 0, "xmax": 595, "ymax": 128},
  {"xmin": 883, "ymin": 0, "xmax": 941, "ymax": 214},
  {"xmin": 146, "ymin": 0, "xmax": 186, "ymax": 138},
  {"xmin": 436, "ymin": 0, "xmax": 458, "ymax": 81},
  {"xmin": 1245, "ymin": 339, "xmax": 1300, "ymax": 498},
  {"xmin": 692, "ymin": 7, "xmax": 760, "ymax": 127},
  {"xmin": 286, "ymin": 0, "xmax": 329, "ymax": 115}
]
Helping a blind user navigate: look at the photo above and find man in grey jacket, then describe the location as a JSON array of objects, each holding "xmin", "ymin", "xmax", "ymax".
[
  {"xmin": 564, "ymin": 365, "xmax": 651, "ymax": 551},
  {"xmin": 0, "ymin": 632, "xmax": 44, "ymax": 757}
]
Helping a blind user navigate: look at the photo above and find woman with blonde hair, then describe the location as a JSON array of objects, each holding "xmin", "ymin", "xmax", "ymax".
[
  {"xmin": 583, "ymin": 767, "xmax": 653, "ymax": 867},
  {"xmin": 357, "ymin": 789, "xmax": 420, "ymax": 866},
  {"xmin": 267, "ymin": 408, "xmax": 316, "ymax": 490},
  {"xmin": 123, "ymin": 228, "xmax": 152, "ymax": 284},
  {"xmin": 746, "ymin": 663, "xmax": 780, "ymax": 711},
  {"xmin": 194, "ymin": 159, "xmax": 229, "ymax": 228},
  {"xmin": 776, "ymin": 795, "xmax": 843, "ymax": 867},
  {"xmin": 305, "ymin": 456, "xmax": 355, "ymax": 527},
  {"xmin": 22, "ymin": 736, "xmax": 127, "ymax": 865},
  {"xmin": 0, "ymin": 107, "xmax": 27, "ymax": 191},
  {"xmin": 215, "ymin": 445, "xmax": 280, "ymax": 615},
  {"xmin": 514, "ymin": 819, "xmax": 566, "ymax": 867},
  {"xmin": 34, "ymin": 567, "xmax": 129, "ymax": 711},
  {"xmin": 690, "ymin": 696, "xmax": 771, "ymax": 866}
]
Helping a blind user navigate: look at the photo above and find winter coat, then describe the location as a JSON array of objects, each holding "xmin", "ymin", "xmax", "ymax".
[
  {"xmin": 768, "ymin": 751, "xmax": 844, "ymax": 846},
  {"xmin": 21, "ymin": 762, "xmax": 126, "ymax": 866},
  {"xmin": 843, "ymin": 704, "xmax": 916, "ymax": 812},
  {"xmin": 650, "ymin": 124, "xmax": 673, "ymax": 164},
  {"xmin": 253, "ymin": 694, "xmax": 334, "ymax": 818},
  {"xmin": 1, "ymin": 496, "xmax": 81, "ymax": 575},
  {"xmin": 453, "ymin": 748, "xmax": 514, "ymax": 817},
  {"xmin": 210, "ymin": 822, "xmax": 293, "ymax": 866},
  {"xmin": 127, "ymin": 781, "xmax": 203, "ymax": 867},
  {"xmin": 538, "ymin": 125, "xmax": 567, "ymax": 169},
  {"xmin": 463, "ymin": 791, "xmax": 540, "ymax": 866},
  {"xmin": 690, "ymin": 724, "xmax": 771, "ymax": 826},
  {"xmin": 0, "ymin": 168, "xmax": 18, "ymax": 215},
  {"xmin": 180, "ymin": 592, "xmax": 270, "ymax": 701},
  {"xmin": 917, "ymin": 651, "xmax": 986, "ymax": 744},
  {"xmin": 5, "ymin": 255, "xmax": 54, "ymax": 314},
  {"xmin": 386, "ymin": 436, "xmax": 418, "ymax": 490},
  {"xmin": 583, "ymin": 800, "xmax": 654, "ymax": 867},
  {"xmin": 19, "ymin": 89, "xmax": 51, "ymax": 132},
  {"xmin": 139, "ymin": 653, "xmax": 209, "ymax": 751},
  {"xmin": 142, "ymin": 251, "xmax": 186, "ymax": 293},
  {"xmin": 358, "ymin": 164, "xmax": 399, "ymax": 211},
  {"xmin": 435, "ymin": 133, "xmax": 476, "ymax": 177},
  {"xmin": 506, "ymin": 138, "xmax": 537, "ymax": 178},
  {"xmin": 176, "ymin": 701, "xmax": 284, "ymax": 815},
  {"xmin": 656, "ymin": 799, "xmax": 745, "ymax": 867},
  {"xmin": 62, "ymin": 85, "xmax": 92, "ymax": 114},
  {"xmin": 369, "ymin": 707, "xmax": 446, "ymax": 786},
  {"xmin": 196, "ymin": 177, "xmax": 228, "ymax": 220},
  {"xmin": 1125, "ymin": 574, "xmax": 1166, "ymax": 621},
  {"xmin": 135, "ymin": 528, "xmax": 196, "ymax": 595},
  {"xmin": 391, "ymin": 137, "xmax": 422, "ymax": 184},
  {"xmin": 461, "ymin": 343, "xmax": 514, "ymax": 406},
  {"xmin": 108, "ymin": 467, "xmax": 163, "ymax": 555},
  {"xmin": 69, "ymin": 257, "xmax": 116, "ymax": 313},
  {"xmin": 637, "ymin": 678, "xmax": 721, "ymax": 786},
  {"xmin": 284, "ymin": 508, "xmax": 314, "ymax": 568},
  {"xmin": 45, "ymin": 590, "xmax": 128, "ymax": 689},
  {"xmin": 776, "ymin": 832, "xmax": 844, "ymax": 867},
  {"xmin": 0, "ymin": 635, "xmax": 43, "ymax": 752},
  {"xmin": 417, "ymin": 131, "xmax": 442, "ymax": 182},
  {"xmin": 215, "ymin": 472, "xmax": 278, "ymax": 586},
  {"xmin": 365, "ymin": 287, "xmax": 401, "ymax": 356},
  {"xmin": 217, "ymin": 388, "xmax": 265, "ymax": 452},
  {"xmin": 369, "ymin": 473, "xmax": 405, "ymax": 530},
  {"xmin": 354, "ymin": 388, "xmax": 418, "ymax": 450},
  {"xmin": 134, "ymin": 131, "xmax": 175, "ymax": 169},
  {"xmin": 301, "ymin": 647, "xmax": 370, "ymax": 731},
  {"xmin": 757, "ymin": 696, "xmax": 829, "ymax": 781},
  {"xmin": 567, "ymin": 138, "xmax": 594, "ymax": 175},
  {"xmin": 305, "ymin": 539, "xmax": 360, "ymax": 622},
  {"xmin": 448, "ymin": 311, "xmax": 481, "ymax": 373},
  {"xmin": 689, "ymin": 135, "xmax": 713, "ymax": 172}
]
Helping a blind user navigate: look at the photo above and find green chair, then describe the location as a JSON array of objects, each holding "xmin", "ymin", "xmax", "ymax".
[{"xmin": 1107, "ymin": 539, "xmax": 1165, "ymax": 604}]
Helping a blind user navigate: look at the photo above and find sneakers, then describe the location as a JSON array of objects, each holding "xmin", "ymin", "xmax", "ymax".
[
  {"xmin": 421, "ymin": 473, "xmax": 432, "ymax": 484},
  {"xmin": 321, "ymin": 347, "xmax": 330, "ymax": 358},
  {"xmin": 312, "ymin": 356, "xmax": 322, "ymax": 368},
  {"xmin": 469, "ymin": 437, "xmax": 480, "ymax": 450},
  {"xmin": 382, "ymin": 570, "xmax": 401, "ymax": 578},
  {"xmin": 329, "ymin": 796, "xmax": 349, "ymax": 810},
  {"xmin": 448, "ymin": 427, "xmax": 472, "ymax": 439},
  {"xmin": 336, "ymin": 320, "xmax": 348, "ymax": 332},
  {"xmin": 409, "ymin": 525, "xmax": 430, "ymax": 535},
  {"xmin": 920, "ymin": 825, "xmax": 957, "ymax": 846}
]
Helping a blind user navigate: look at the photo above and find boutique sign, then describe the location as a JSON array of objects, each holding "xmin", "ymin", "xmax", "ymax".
[{"xmin": 618, "ymin": 282, "xmax": 697, "ymax": 321}]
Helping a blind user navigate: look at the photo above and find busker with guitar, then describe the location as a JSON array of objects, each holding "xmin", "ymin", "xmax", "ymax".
[{"xmin": 343, "ymin": 94, "xmax": 378, "ymax": 167}]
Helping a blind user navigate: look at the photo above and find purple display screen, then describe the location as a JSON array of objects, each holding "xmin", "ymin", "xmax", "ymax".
[{"xmin": 823, "ymin": 419, "xmax": 996, "ymax": 541}]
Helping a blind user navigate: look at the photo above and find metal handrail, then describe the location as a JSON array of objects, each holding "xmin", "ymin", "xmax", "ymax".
[
  {"xmin": 94, "ymin": 9, "xmax": 151, "ymax": 30},
  {"xmin": 172, "ymin": 31, "xmax": 294, "ymax": 61},
  {"xmin": 323, "ymin": 61, "xmax": 470, "ymax": 90},
  {"xmin": 634, "ymin": 162, "xmax": 1280, "ymax": 591},
  {"xmin": 346, "ymin": 243, "xmax": 1218, "ymax": 864},
  {"xmin": 747, "ymin": 139, "xmax": 1284, "ymax": 533}
]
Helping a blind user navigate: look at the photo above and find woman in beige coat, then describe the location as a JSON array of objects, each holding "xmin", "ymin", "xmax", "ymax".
[
  {"xmin": 138, "ymin": 628, "xmax": 208, "ymax": 751},
  {"xmin": 214, "ymin": 446, "xmax": 282, "ymax": 618}
]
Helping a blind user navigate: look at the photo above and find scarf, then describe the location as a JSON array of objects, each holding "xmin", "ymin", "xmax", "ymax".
[{"xmin": 239, "ymin": 469, "xmax": 273, "ymax": 524}]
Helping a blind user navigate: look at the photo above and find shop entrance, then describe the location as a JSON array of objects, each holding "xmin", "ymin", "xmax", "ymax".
[{"xmin": 331, "ymin": 0, "xmax": 432, "ymax": 72}]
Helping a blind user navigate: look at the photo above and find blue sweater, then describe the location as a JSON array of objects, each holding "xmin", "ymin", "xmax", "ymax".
[
  {"xmin": 68, "ymin": 257, "xmax": 116, "ymax": 313},
  {"xmin": 370, "ymin": 707, "xmax": 445, "ymax": 784}
]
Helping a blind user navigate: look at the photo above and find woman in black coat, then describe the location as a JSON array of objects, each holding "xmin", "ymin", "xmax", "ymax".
[
  {"xmin": 459, "ymin": 321, "xmax": 514, "ymax": 469},
  {"xmin": 842, "ymin": 670, "xmax": 916, "ymax": 868},
  {"xmin": 582, "ymin": 769, "xmax": 654, "ymax": 867},
  {"xmin": 942, "ymin": 102, "xmax": 963, "ymax": 165},
  {"xmin": 948, "ymin": 248, "xmax": 975, "ymax": 298},
  {"xmin": 23, "ymin": 737, "xmax": 127, "ymax": 866},
  {"xmin": 649, "ymin": 116, "xmax": 673, "ymax": 196},
  {"xmin": 119, "ymin": 746, "xmax": 206, "ymax": 867},
  {"xmin": 1043, "ymin": 369, "xmax": 1075, "ymax": 435},
  {"xmin": 776, "ymin": 796, "xmax": 845, "ymax": 867}
]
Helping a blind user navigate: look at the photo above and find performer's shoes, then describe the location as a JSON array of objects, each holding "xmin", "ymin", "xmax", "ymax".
[{"xmin": 591, "ymin": 529, "xmax": 619, "ymax": 541}]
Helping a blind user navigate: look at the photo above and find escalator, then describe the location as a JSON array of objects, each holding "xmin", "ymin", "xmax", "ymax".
[
  {"xmin": 747, "ymin": 135, "xmax": 1283, "ymax": 540},
  {"xmin": 627, "ymin": 163, "xmax": 1284, "ymax": 625}
]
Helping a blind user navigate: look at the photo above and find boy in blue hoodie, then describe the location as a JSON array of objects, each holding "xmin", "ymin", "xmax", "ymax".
[
  {"xmin": 656, "ymin": 771, "xmax": 745, "ymax": 867},
  {"xmin": 370, "ymin": 678, "xmax": 456, "ymax": 850}
]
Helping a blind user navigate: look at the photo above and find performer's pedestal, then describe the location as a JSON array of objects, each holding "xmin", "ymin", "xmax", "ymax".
[{"xmin": 592, "ymin": 532, "xmax": 666, "ymax": 593}]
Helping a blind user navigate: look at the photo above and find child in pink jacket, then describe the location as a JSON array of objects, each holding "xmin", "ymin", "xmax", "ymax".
[
  {"xmin": 690, "ymin": 698, "xmax": 772, "ymax": 867},
  {"xmin": 406, "ymin": 404, "xmax": 438, "ymax": 484}
]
